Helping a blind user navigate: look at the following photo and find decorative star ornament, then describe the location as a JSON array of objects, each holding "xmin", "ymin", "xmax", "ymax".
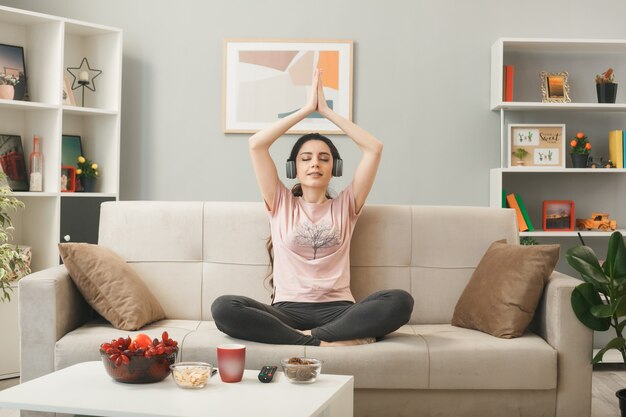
[{"xmin": 67, "ymin": 57, "xmax": 102, "ymax": 92}]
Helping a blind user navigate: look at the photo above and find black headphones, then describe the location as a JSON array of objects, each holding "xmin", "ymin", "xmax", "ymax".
[{"xmin": 286, "ymin": 158, "xmax": 343, "ymax": 179}]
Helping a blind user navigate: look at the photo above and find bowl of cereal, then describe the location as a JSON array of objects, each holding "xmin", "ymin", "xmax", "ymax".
[
  {"xmin": 280, "ymin": 357, "xmax": 321, "ymax": 383},
  {"xmin": 170, "ymin": 362, "xmax": 213, "ymax": 389}
]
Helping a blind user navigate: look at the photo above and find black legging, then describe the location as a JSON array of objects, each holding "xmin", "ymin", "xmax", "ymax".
[{"xmin": 210, "ymin": 289, "xmax": 414, "ymax": 346}]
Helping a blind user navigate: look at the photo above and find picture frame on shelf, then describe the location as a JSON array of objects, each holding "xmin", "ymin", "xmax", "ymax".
[
  {"xmin": 60, "ymin": 166, "xmax": 76, "ymax": 192},
  {"xmin": 540, "ymin": 71, "xmax": 571, "ymax": 103},
  {"xmin": 543, "ymin": 200, "xmax": 575, "ymax": 231},
  {"xmin": 223, "ymin": 39, "xmax": 353, "ymax": 134},
  {"xmin": 508, "ymin": 124, "xmax": 566, "ymax": 168},
  {"xmin": 62, "ymin": 76, "xmax": 76, "ymax": 106},
  {"xmin": 0, "ymin": 43, "xmax": 27, "ymax": 101},
  {"xmin": 61, "ymin": 135, "xmax": 83, "ymax": 168},
  {"xmin": 0, "ymin": 134, "xmax": 28, "ymax": 191}
]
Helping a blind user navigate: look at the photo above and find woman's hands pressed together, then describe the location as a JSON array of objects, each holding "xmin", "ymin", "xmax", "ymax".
[
  {"xmin": 303, "ymin": 68, "xmax": 320, "ymax": 115},
  {"xmin": 316, "ymin": 69, "xmax": 332, "ymax": 117}
]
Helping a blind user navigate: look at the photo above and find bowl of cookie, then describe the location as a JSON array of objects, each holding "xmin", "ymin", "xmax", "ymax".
[{"xmin": 280, "ymin": 357, "xmax": 322, "ymax": 384}]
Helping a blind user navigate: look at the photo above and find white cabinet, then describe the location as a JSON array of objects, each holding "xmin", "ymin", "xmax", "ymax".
[
  {"xmin": 0, "ymin": 5, "xmax": 122, "ymax": 272},
  {"xmin": 0, "ymin": 5, "xmax": 122, "ymax": 379}
]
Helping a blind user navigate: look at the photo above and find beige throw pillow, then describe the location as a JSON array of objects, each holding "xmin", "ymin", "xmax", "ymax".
[
  {"xmin": 451, "ymin": 240, "xmax": 559, "ymax": 338},
  {"xmin": 58, "ymin": 243, "xmax": 165, "ymax": 330}
]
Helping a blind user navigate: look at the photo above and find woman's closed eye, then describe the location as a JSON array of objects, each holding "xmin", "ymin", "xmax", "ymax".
[{"xmin": 301, "ymin": 157, "xmax": 329, "ymax": 162}]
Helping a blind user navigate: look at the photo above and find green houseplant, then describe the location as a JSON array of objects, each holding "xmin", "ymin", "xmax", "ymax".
[
  {"xmin": 566, "ymin": 231, "xmax": 626, "ymax": 363},
  {"xmin": 566, "ymin": 230, "xmax": 626, "ymax": 414},
  {"xmin": 0, "ymin": 171, "xmax": 31, "ymax": 302}
]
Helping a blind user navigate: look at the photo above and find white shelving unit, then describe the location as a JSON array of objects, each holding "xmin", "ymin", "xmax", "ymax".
[
  {"xmin": 0, "ymin": 5, "xmax": 122, "ymax": 379},
  {"xmin": 490, "ymin": 38, "xmax": 626, "ymax": 236},
  {"xmin": 490, "ymin": 38, "xmax": 626, "ymax": 360},
  {"xmin": 0, "ymin": 5, "xmax": 122, "ymax": 272}
]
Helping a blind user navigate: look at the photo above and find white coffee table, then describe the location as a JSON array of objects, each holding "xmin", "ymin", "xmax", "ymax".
[{"xmin": 0, "ymin": 362, "xmax": 353, "ymax": 417}]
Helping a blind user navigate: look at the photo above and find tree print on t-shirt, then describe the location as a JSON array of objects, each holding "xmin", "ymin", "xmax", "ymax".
[{"xmin": 294, "ymin": 221, "xmax": 341, "ymax": 259}]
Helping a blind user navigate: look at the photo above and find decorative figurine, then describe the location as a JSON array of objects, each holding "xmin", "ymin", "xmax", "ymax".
[{"xmin": 576, "ymin": 212, "xmax": 617, "ymax": 231}]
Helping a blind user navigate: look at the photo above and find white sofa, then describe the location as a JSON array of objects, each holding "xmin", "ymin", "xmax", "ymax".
[{"xmin": 19, "ymin": 201, "xmax": 592, "ymax": 417}]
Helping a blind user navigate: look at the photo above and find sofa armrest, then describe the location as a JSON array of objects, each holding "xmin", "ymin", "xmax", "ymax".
[
  {"xmin": 18, "ymin": 265, "xmax": 93, "ymax": 383},
  {"xmin": 533, "ymin": 270, "xmax": 592, "ymax": 417}
]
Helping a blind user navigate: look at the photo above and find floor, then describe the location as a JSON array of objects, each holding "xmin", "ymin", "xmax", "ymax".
[{"xmin": 0, "ymin": 365, "xmax": 625, "ymax": 416}]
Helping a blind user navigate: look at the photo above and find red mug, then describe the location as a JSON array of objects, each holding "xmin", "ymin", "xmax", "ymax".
[{"xmin": 217, "ymin": 344, "xmax": 246, "ymax": 382}]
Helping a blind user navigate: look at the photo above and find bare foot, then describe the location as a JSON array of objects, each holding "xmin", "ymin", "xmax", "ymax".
[{"xmin": 320, "ymin": 337, "xmax": 376, "ymax": 347}]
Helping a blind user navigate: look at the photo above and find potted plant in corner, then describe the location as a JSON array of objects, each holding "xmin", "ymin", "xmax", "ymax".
[
  {"xmin": 566, "ymin": 231, "xmax": 626, "ymax": 415},
  {"xmin": 570, "ymin": 131, "xmax": 591, "ymax": 168},
  {"xmin": 596, "ymin": 68, "xmax": 618, "ymax": 104},
  {"xmin": 0, "ymin": 171, "xmax": 31, "ymax": 302},
  {"xmin": 512, "ymin": 147, "xmax": 528, "ymax": 166}
]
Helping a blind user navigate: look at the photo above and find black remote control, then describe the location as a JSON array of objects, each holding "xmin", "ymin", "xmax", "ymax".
[{"xmin": 258, "ymin": 365, "xmax": 277, "ymax": 383}]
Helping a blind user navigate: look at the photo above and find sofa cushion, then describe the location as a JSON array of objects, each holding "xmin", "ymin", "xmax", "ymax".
[
  {"xmin": 413, "ymin": 324, "xmax": 556, "ymax": 390},
  {"xmin": 304, "ymin": 325, "xmax": 428, "ymax": 389},
  {"xmin": 451, "ymin": 240, "xmax": 559, "ymax": 338},
  {"xmin": 58, "ymin": 243, "xmax": 165, "ymax": 330}
]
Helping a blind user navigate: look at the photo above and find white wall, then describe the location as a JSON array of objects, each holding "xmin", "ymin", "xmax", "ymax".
[{"xmin": 1, "ymin": 0, "xmax": 626, "ymax": 206}]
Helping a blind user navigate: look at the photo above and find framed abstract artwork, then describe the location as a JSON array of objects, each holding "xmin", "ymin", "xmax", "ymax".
[
  {"xmin": 508, "ymin": 124, "xmax": 566, "ymax": 169},
  {"xmin": 223, "ymin": 39, "xmax": 353, "ymax": 134}
]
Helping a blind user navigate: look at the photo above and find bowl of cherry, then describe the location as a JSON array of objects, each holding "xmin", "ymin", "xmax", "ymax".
[{"xmin": 100, "ymin": 331, "xmax": 179, "ymax": 384}]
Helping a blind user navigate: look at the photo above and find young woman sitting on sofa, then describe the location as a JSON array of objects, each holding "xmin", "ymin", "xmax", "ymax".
[{"xmin": 211, "ymin": 69, "xmax": 414, "ymax": 346}]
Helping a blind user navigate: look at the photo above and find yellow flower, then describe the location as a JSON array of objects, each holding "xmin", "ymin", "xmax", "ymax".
[
  {"xmin": 95, "ymin": 171, "xmax": 98, "ymax": 176},
  {"xmin": 77, "ymin": 156, "xmax": 86, "ymax": 164},
  {"xmin": 91, "ymin": 163, "xmax": 98, "ymax": 170},
  {"xmin": 76, "ymin": 168, "xmax": 82, "ymax": 175}
]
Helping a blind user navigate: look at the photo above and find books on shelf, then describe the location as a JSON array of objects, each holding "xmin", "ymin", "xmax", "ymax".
[
  {"xmin": 503, "ymin": 65, "xmax": 514, "ymax": 102},
  {"xmin": 609, "ymin": 130, "xmax": 624, "ymax": 169},
  {"xmin": 505, "ymin": 192, "xmax": 534, "ymax": 232}
]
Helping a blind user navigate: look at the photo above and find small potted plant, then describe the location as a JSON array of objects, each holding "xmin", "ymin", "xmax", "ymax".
[
  {"xmin": 76, "ymin": 155, "xmax": 99, "ymax": 192},
  {"xmin": 512, "ymin": 147, "xmax": 529, "ymax": 166},
  {"xmin": 0, "ymin": 73, "xmax": 19, "ymax": 100},
  {"xmin": 596, "ymin": 68, "xmax": 618, "ymax": 103},
  {"xmin": 566, "ymin": 232, "xmax": 626, "ymax": 414},
  {"xmin": 570, "ymin": 132, "xmax": 591, "ymax": 168},
  {"xmin": 0, "ymin": 171, "xmax": 31, "ymax": 302}
]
